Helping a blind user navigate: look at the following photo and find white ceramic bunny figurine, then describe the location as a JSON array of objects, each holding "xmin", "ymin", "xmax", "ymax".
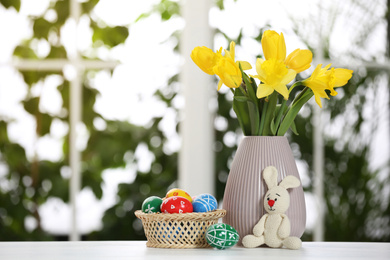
[{"xmin": 242, "ymin": 166, "xmax": 302, "ymax": 250}]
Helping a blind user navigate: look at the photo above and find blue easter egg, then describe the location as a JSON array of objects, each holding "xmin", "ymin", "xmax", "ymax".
[{"xmin": 192, "ymin": 193, "xmax": 218, "ymax": 212}]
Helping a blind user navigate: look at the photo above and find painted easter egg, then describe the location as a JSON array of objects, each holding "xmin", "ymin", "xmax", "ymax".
[
  {"xmin": 206, "ymin": 223, "xmax": 239, "ymax": 250},
  {"xmin": 142, "ymin": 196, "xmax": 163, "ymax": 213},
  {"xmin": 160, "ymin": 196, "xmax": 193, "ymax": 214},
  {"xmin": 192, "ymin": 193, "xmax": 218, "ymax": 213},
  {"xmin": 166, "ymin": 188, "xmax": 192, "ymax": 202}
]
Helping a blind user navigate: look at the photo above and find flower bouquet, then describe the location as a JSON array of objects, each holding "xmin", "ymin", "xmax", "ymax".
[
  {"xmin": 191, "ymin": 30, "xmax": 353, "ymax": 136},
  {"xmin": 190, "ymin": 30, "xmax": 354, "ymax": 242}
]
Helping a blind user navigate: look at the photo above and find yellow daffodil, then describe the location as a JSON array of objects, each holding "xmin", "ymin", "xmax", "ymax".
[
  {"xmin": 262, "ymin": 30, "xmax": 286, "ymax": 61},
  {"xmin": 333, "ymin": 68, "xmax": 354, "ymax": 87},
  {"xmin": 216, "ymin": 41, "xmax": 252, "ymax": 90},
  {"xmin": 262, "ymin": 30, "xmax": 313, "ymax": 73},
  {"xmin": 191, "ymin": 46, "xmax": 218, "ymax": 75},
  {"xmin": 255, "ymin": 30, "xmax": 312, "ymax": 100},
  {"xmin": 303, "ymin": 64, "xmax": 353, "ymax": 108},
  {"xmin": 224, "ymin": 41, "xmax": 252, "ymax": 70},
  {"xmin": 285, "ymin": 49, "xmax": 313, "ymax": 73},
  {"xmin": 191, "ymin": 41, "xmax": 252, "ymax": 90},
  {"xmin": 214, "ymin": 55, "xmax": 242, "ymax": 90},
  {"xmin": 253, "ymin": 58, "xmax": 297, "ymax": 100}
]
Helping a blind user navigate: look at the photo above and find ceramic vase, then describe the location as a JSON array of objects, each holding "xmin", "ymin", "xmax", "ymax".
[{"xmin": 222, "ymin": 136, "xmax": 306, "ymax": 244}]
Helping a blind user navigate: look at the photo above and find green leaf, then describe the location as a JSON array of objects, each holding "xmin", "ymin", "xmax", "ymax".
[
  {"xmin": 92, "ymin": 26, "xmax": 129, "ymax": 47},
  {"xmin": 19, "ymin": 71, "xmax": 49, "ymax": 85},
  {"xmin": 156, "ymin": 0, "xmax": 180, "ymax": 21},
  {"xmin": 82, "ymin": 0, "xmax": 99, "ymax": 13},
  {"xmin": 40, "ymin": 113, "xmax": 53, "ymax": 136},
  {"xmin": 23, "ymin": 98, "xmax": 53, "ymax": 136},
  {"xmin": 240, "ymin": 69, "xmax": 260, "ymax": 135},
  {"xmin": 135, "ymin": 13, "xmax": 151, "ymax": 23},
  {"xmin": 83, "ymin": 86, "xmax": 99, "ymax": 129},
  {"xmin": 233, "ymin": 96, "xmax": 248, "ymax": 102},
  {"xmin": 33, "ymin": 18, "xmax": 53, "ymax": 39},
  {"xmin": 50, "ymin": 176, "xmax": 69, "ymax": 202},
  {"xmin": 272, "ymin": 101, "xmax": 288, "ymax": 135},
  {"xmin": 290, "ymin": 120, "xmax": 299, "ymax": 135},
  {"xmin": 23, "ymin": 97, "xmax": 40, "ymax": 115},
  {"xmin": 277, "ymin": 89, "xmax": 313, "ymax": 136},
  {"xmin": 215, "ymin": 0, "xmax": 224, "ymax": 10},
  {"xmin": 47, "ymin": 46, "xmax": 67, "ymax": 59},
  {"xmin": 270, "ymin": 118, "xmax": 276, "ymax": 135},
  {"xmin": 82, "ymin": 169, "xmax": 103, "ymax": 200},
  {"xmin": 0, "ymin": 120, "xmax": 9, "ymax": 144},
  {"xmin": 13, "ymin": 45, "xmax": 37, "ymax": 59},
  {"xmin": 0, "ymin": 0, "xmax": 21, "ymax": 11},
  {"xmin": 233, "ymin": 90, "xmax": 251, "ymax": 136},
  {"xmin": 249, "ymin": 76, "xmax": 259, "ymax": 99},
  {"xmin": 241, "ymin": 71, "xmax": 257, "ymax": 102},
  {"xmin": 3, "ymin": 143, "xmax": 27, "ymax": 170},
  {"xmin": 54, "ymin": 0, "xmax": 69, "ymax": 25},
  {"xmin": 258, "ymin": 99, "xmax": 267, "ymax": 135},
  {"xmin": 247, "ymin": 100, "xmax": 260, "ymax": 135}
]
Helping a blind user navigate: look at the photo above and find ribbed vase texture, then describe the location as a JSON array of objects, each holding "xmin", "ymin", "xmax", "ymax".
[{"xmin": 222, "ymin": 136, "xmax": 306, "ymax": 243}]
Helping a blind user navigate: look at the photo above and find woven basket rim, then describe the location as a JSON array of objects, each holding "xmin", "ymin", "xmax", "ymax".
[{"xmin": 135, "ymin": 209, "xmax": 226, "ymax": 221}]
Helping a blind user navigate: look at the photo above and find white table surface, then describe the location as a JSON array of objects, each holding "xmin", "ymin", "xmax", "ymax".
[{"xmin": 0, "ymin": 241, "xmax": 388, "ymax": 260}]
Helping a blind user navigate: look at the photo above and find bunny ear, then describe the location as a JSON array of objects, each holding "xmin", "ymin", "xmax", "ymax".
[
  {"xmin": 263, "ymin": 166, "xmax": 278, "ymax": 189},
  {"xmin": 279, "ymin": 175, "xmax": 301, "ymax": 190}
]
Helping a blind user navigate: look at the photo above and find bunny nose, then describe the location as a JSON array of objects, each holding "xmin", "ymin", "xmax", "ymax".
[{"xmin": 268, "ymin": 200, "xmax": 275, "ymax": 207}]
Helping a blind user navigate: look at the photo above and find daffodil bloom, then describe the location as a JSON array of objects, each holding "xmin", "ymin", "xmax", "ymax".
[
  {"xmin": 224, "ymin": 41, "xmax": 252, "ymax": 70},
  {"xmin": 303, "ymin": 64, "xmax": 353, "ymax": 108},
  {"xmin": 215, "ymin": 42, "xmax": 252, "ymax": 90},
  {"xmin": 285, "ymin": 49, "xmax": 313, "ymax": 73},
  {"xmin": 262, "ymin": 30, "xmax": 312, "ymax": 73},
  {"xmin": 254, "ymin": 30, "xmax": 312, "ymax": 100},
  {"xmin": 253, "ymin": 58, "xmax": 297, "ymax": 100}
]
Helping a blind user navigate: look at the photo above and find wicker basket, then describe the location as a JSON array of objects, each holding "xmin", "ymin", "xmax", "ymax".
[{"xmin": 135, "ymin": 209, "xmax": 226, "ymax": 248}]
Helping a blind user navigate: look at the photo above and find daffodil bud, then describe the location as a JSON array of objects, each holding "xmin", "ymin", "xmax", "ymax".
[
  {"xmin": 190, "ymin": 46, "xmax": 218, "ymax": 75},
  {"xmin": 261, "ymin": 30, "xmax": 286, "ymax": 61},
  {"xmin": 285, "ymin": 49, "xmax": 313, "ymax": 73}
]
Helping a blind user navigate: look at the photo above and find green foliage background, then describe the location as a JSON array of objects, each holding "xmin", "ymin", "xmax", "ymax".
[{"xmin": 0, "ymin": 0, "xmax": 389, "ymax": 242}]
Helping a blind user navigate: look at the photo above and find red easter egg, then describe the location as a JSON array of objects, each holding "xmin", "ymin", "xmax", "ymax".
[{"xmin": 160, "ymin": 196, "xmax": 193, "ymax": 214}]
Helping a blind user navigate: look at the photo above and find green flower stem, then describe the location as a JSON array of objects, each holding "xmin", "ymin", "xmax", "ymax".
[
  {"xmin": 258, "ymin": 98, "xmax": 268, "ymax": 135},
  {"xmin": 233, "ymin": 85, "xmax": 252, "ymax": 135},
  {"xmin": 289, "ymin": 81, "xmax": 303, "ymax": 94},
  {"xmin": 261, "ymin": 92, "xmax": 278, "ymax": 136},
  {"xmin": 237, "ymin": 84, "xmax": 246, "ymax": 96},
  {"xmin": 272, "ymin": 83, "xmax": 305, "ymax": 135},
  {"xmin": 273, "ymin": 98, "xmax": 287, "ymax": 134},
  {"xmin": 242, "ymin": 80, "xmax": 260, "ymax": 135},
  {"xmin": 291, "ymin": 86, "xmax": 309, "ymax": 105},
  {"xmin": 279, "ymin": 86, "xmax": 309, "ymax": 124},
  {"xmin": 239, "ymin": 68, "xmax": 260, "ymax": 135},
  {"xmin": 248, "ymin": 100, "xmax": 260, "ymax": 135}
]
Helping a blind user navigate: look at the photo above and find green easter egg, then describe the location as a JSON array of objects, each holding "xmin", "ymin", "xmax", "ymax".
[
  {"xmin": 142, "ymin": 196, "xmax": 163, "ymax": 213},
  {"xmin": 206, "ymin": 223, "xmax": 239, "ymax": 249}
]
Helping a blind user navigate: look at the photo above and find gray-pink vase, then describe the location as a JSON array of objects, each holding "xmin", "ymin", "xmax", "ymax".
[{"xmin": 222, "ymin": 136, "xmax": 306, "ymax": 244}]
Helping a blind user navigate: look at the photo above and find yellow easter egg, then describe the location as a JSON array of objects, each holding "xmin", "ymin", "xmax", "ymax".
[{"xmin": 166, "ymin": 188, "xmax": 192, "ymax": 202}]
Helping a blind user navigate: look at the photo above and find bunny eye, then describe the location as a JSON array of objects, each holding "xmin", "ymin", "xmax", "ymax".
[
  {"xmin": 275, "ymin": 198, "xmax": 278, "ymax": 201},
  {"xmin": 267, "ymin": 198, "xmax": 270, "ymax": 201}
]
